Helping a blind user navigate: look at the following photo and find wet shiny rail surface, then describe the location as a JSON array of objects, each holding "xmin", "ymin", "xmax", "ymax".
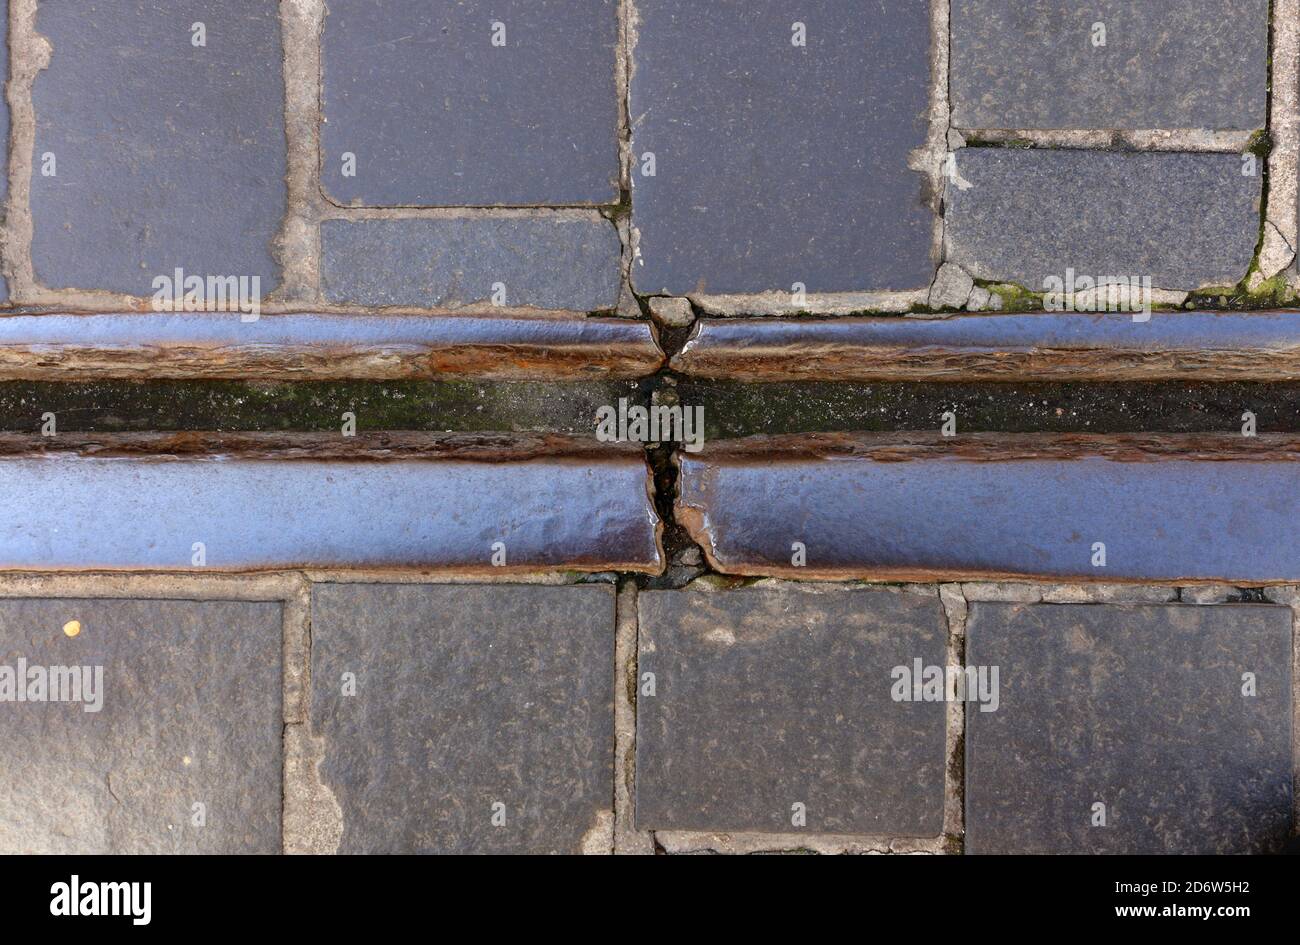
[
  {"xmin": 676, "ymin": 433, "xmax": 1300, "ymax": 583},
  {"xmin": 0, "ymin": 433, "xmax": 663, "ymax": 573},
  {"xmin": 673, "ymin": 311, "xmax": 1300, "ymax": 382},
  {"xmin": 0, "ymin": 312, "xmax": 665, "ymax": 381}
]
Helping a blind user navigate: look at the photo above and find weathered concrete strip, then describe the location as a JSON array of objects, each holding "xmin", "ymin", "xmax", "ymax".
[
  {"xmin": 672, "ymin": 312, "xmax": 1300, "ymax": 382},
  {"xmin": 0, "ymin": 6, "xmax": 9, "ymax": 302},
  {"xmin": 0, "ymin": 312, "xmax": 664, "ymax": 381},
  {"xmin": 677, "ymin": 433, "xmax": 1300, "ymax": 583},
  {"xmin": 0, "ymin": 433, "xmax": 663, "ymax": 573}
]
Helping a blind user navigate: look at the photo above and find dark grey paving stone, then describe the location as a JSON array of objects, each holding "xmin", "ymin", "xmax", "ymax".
[
  {"xmin": 30, "ymin": 0, "xmax": 286, "ymax": 295},
  {"xmin": 636, "ymin": 588, "xmax": 948, "ymax": 835},
  {"xmin": 311, "ymin": 583, "xmax": 615, "ymax": 854},
  {"xmin": 629, "ymin": 1, "xmax": 935, "ymax": 296},
  {"xmin": 320, "ymin": 217, "xmax": 623, "ymax": 311},
  {"xmin": 966, "ymin": 603, "xmax": 1293, "ymax": 855},
  {"xmin": 946, "ymin": 150, "xmax": 1260, "ymax": 291},
  {"xmin": 0, "ymin": 598, "xmax": 282, "ymax": 854},
  {"xmin": 951, "ymin": 1, "xmax": 1268, "ymax": 131},
  {"xmin": 320, "ymin": 0, "xmax": 620, "ymax": 207}
]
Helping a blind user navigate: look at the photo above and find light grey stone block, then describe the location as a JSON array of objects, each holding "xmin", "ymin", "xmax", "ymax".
[{"xmin": 945, "ymin": 149, "xmax": 1260, "ymax": 291}]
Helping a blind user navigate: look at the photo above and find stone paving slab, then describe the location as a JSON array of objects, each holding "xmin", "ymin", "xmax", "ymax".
[
  {"xmin": 966, "ymin": 602, "xmax": 1293, "ymax": 854},
  {"xmin": 676, "ymin": 434, "xmax": 1300, "ymax": 582},
  {"xmin": 320, "ymin": 0, "xmax": 620, "ymax": 207},
  {"xmin": 0, "ymin": 433, "xmax": 663, "ymax": 573},
  {"xmin": 320, "ymin": 217, "xmax": 623, "ymax": 312},
  {"xmin": 310, "ymin": 583, "xmax": 614, "ymax": 853},
  {"xmin": 0, "ymin": 312, "xmax": 665, "ymax": 381},
  {"xmin": 30, "ymin": 0, "xmax": 286, "ymax": 296},
  {"xmin": 635, "ymin": 587, "xmax": 948, "ymax": 836},
  {"xmin": 0, "ymin": 597, "xmax": 282, "ymax": 853},
  {"xmin": 629, "ymin": 0, "xmax": 935, "ymax": 297},
  {"xmin": 951, "ymin": 0, "xmax": 1269, "ymax": 131},
  {"xmin": 671, "ymin": 311, "xmax": 1300, "ymax": 382},
  {"xmin": 945, "ymin": 150, "xmax": 1260, "ymax": 291}
]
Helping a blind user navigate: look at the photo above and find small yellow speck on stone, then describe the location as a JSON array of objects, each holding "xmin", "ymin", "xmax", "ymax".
[
  {"xmin": 182, "ymin": 756, "xmax": 192, "ymax": 766},
  {"xmin": 62, "ymin": 620, "xmax": 81, "ymax": 638}
]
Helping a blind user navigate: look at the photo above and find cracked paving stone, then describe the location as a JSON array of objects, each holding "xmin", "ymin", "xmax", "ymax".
[
  {"xmin": 320, "ymin": 217, "xmax": 623, "ymax": 312},
  {"xmin": 321, "ymin": 0, "xmax": 620, "ymax": 207},
  {"xmin": 30, "ymin": 0, "xmax": 286, "ymax": 296},
  {"xmin": 0, "ymin": 598, "xmax": 282, "ymax": 854},
  {"xmin": 951, "ymin": 0, "xmax": 1268, "ymax": 131},
  {"xmin": 635, "ymin": 587, "xmax": 948, "ymax": 836},
  {"xmin": 945, "ymin": 150, "xmax": 1260, "ymax": 291},
  {"xmin": 966, "ymin": 603, "xmax": 1293, "ymax": 854},
  {"xmin": 629, "ymin": 0, "xmax": 935, "ymax": 296},
  {"xmin": 310, "ymin": 583, "xmax": 615, "ymax": 854}
]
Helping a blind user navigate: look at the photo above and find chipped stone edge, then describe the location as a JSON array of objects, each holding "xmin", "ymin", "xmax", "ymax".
[
  {"xmin": 1267, "ymin": 0, "xmax": 1300, "ymax": 281},
  {"xmin": 613, "ymin": 580, "xmax": 653, "ymax": 854}
]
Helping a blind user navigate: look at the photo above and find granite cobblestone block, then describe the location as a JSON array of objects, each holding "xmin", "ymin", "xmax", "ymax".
[
  {"xmin": 636, "ymin": 587, "xmax": 948, "ymax": 836},
  {"xmin": 320, "ymin": 0, "xmax": 621, "ymax": 207},
  {"xmin": 320, "ymin": 217, "xmax": 624, "ymax": 312},
  {"xmin": 629, "ymin": 0, "xmax": 936, "ymax": 297},
  {"xmin": 945, "ymin": 149, "xmax": 1261, "ymax": 291},
  {"xmin": 310, "ymin": 583, "xmax": 615, "ymax": 854},
  {"xmin": 30, "ymin": 0, "xmax": 286, "ymax": 296},
  {"xmin": 0, "ymin": 598, "xmax": 282, "ymax": 854},
  {"xmin": 951, "ymin": 0, "xmax": 1269, "ymax": 132},
  {"xmin": 966, "ymin": 602, "xmax": 1293, "ymax": 854}
]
